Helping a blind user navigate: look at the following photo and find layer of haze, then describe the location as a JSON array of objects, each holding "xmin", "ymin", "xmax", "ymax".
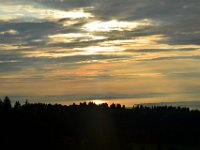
[{"xmin": 0, "ymin": 0, "xmax": 200, "ymax": 106}]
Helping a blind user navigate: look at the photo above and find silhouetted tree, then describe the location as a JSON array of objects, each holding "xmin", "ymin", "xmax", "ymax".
[
  {"xmin": 0, "ymin": 98, "xmax": 3, "ymax": 107},
  {"xmin": 25, "ymin": 99, "xmax": 29, "ymax": 106},
  {"xmin": 80, "ymin": 102, "xmax": 87, "ymax": 107},
  {"xmin": 99, "ymin": 103, "xmax": 109, "ymax": 109},
  {"xmin": 110, "ymin": 103, "xmax": 116, "ymax": 109},
  {"xmin": 3, "ymin": 96, "xmax": 11, "ymax": 110},
  {"xmin": 14, "ymin": 101, "xmax": 21, "ymax": 109},
  {"xmin": 88, "ymin": 101, "xmax": 97, "ymax": 108},
  {"xmin": 116, "ymin": 104, "xmax": 121, "ymax": 109}
]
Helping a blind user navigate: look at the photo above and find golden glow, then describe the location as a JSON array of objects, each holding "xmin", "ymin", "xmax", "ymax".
[
  {"xmin": 83, "ymin": 19, "xmax": 153, "ymax": 32},
  {"xmin": 0, "ymin": 44, "xmax": 32, "ymax": 50},
  {"xmin": 89, "ymin": 100, "xmax": 108, "ymax": 105},
  {"xmin": 132, "ymin": 35, "xmax": 164, "ymax": 45},
  {"xmin": 0, "ymin": 15, "xmax": 21, "ymax": 21},
  {"xmin": 62, "ymin": 19, "xmax": 80, "ymax": 27}
]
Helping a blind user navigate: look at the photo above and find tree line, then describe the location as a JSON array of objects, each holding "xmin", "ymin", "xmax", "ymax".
[{"xmin": 0, "ymin": 96, "xmax": 200, "ymax": 150}]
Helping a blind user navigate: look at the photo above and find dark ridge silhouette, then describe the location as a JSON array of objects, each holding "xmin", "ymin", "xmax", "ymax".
[{"xmin": 0, "ymin": 96, "xmax": 200, "ymax": 150}]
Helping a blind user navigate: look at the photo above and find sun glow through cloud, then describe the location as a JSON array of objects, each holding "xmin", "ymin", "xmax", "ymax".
[
  {"xmin": 76, "ymin": 46, "xmax": 125, "ymax": 55},
  {"xmin": 89, "ymin": 100, "xmax": 108, "ymax": 105},
  {"xmin": 48, "ymin": 33, "xmax": 106, "ymax": 44},
  {"xmin": 83, "ymin": 19, "xmax": 153, "ymax": 32}
]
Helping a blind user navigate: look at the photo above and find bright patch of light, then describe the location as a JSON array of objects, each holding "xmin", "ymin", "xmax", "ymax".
[
  {"xmin": 83, "ymin": 19, "xmax": 153, "ymax": 32},
  {"xmin": 102, "ymin": 39, "xmax": 133, "ymax": 47},
  {"xmin": 77, "ymin": 46, "xmax": 124, "ymax": 55},
  {"xmin": 0, "ymin": 15, "xmax": 23, "ymax": 21},
  {"xmin": 89, "ymin": 100, "xmax": 108, "ymax": 105},
  {"xmin": 45, "ymin": 9, "xmax": 93, "ymax": 19},
  {"xmin": 62, "ymin": 19, "xmax": 80, "ymax": 27},
  {"xmin": 0, "ymin": 44, "xmax": 31, "ymax": 50},
  {"xmin": 48, "ymin": 33, "xmax": 106, "ymax": 44},
  {"xmin": 0, "ymin": 60, "xmax": 18, "ymax": 63},
  {"xmin": 0, "ymin": 29, "xmax": 18, "ymax": 35},
  {"xmin": 0, "ymin": 4, "xmax": 93, "ymax": 21}
]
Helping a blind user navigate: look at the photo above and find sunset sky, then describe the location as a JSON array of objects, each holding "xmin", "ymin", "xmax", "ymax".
[{"xmin": 0, "ymin": 0, "xmax": 200, "ymax": 105}]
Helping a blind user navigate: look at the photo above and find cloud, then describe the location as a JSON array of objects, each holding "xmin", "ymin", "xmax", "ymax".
[
  {"xmin": 167, "ymin": 72, "xmax": 200, "ymax": 78},
  {"xmin": 48, "ymin": 33, "xmax": 106, "ymax": 44},
  {"xmin": 141, "ymin": 55, "xmax": 200, "ymax": 61},
  {"xmin": 82, "ymin": 19, "xmax": 153, "ymax": 32},
  {"xmin": 0, "ymin": 29, "xmax": 18, "ymax": 35},
  {"xmin": 126, "ymin": 48, "xmax": 198, "ymax": 53},
  {"xmin": 1, "ymin": 0, "xmax": 200, "ymax": 103},
  {"xmin": 0, "ymin": 46, "xmax": 129, "ymax": 73},
  {"xmin": 0, "ymin": 3, "xmax": 93, "ymax": 22}
]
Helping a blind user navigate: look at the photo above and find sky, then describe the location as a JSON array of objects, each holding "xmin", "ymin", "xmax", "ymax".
[{"xmin": 0, "ymin": 0, "xmax": 200, "ymax": 106}]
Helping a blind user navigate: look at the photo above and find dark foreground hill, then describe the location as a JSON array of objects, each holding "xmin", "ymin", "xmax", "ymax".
[{"xmin": 0, "ymin": 96, "xmax": 200, "ymax": 150}]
